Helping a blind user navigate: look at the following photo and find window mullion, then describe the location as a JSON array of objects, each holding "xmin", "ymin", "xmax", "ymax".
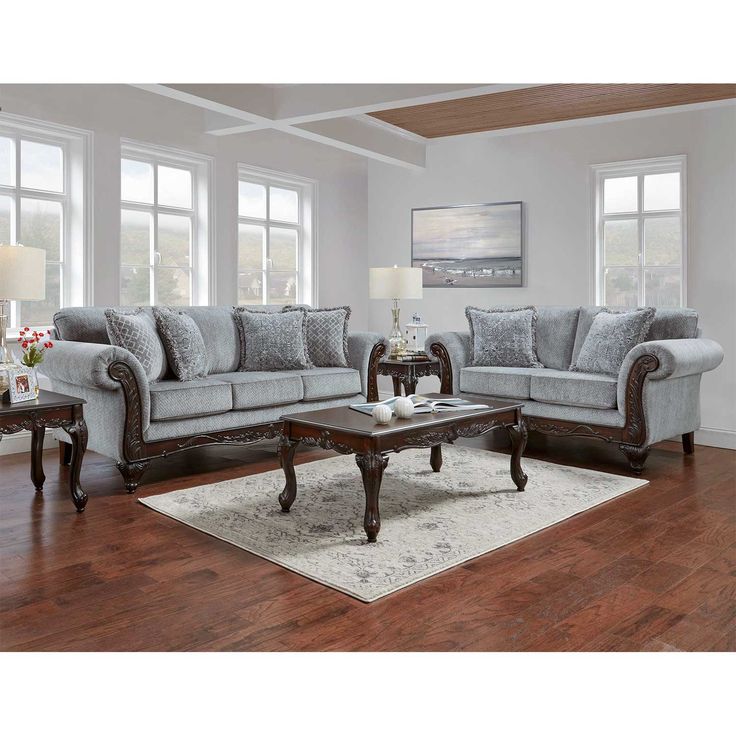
[
  {"xmin": 151, "ymin": 163, "xmax": 158, "ymax": 306},
  {"xmin": 637, "ymin": 175, "xmax": 645, "ymax": 307}
]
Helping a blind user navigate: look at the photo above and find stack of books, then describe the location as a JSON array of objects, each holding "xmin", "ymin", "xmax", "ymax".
[{"xmin": 394, "ymin": 351, "xmax": 431, "ymax": 363}]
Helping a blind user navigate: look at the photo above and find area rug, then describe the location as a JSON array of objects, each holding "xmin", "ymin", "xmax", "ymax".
[{"xmin": 139, "ymin": 445, "xmax": 648, "ymax": 602}]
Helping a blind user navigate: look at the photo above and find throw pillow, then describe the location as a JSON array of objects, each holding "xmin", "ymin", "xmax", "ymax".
[
  {"xmin": 153, "ymin": 307, "xmax": 208, "ymax": 382},
  {"xmin": 284, "ymin": 305, "xmax": 351, "ymax": 367},
  {"xmin": 233, "ymin": 308, "xmax": 310, "ymax": 371},
  {"xmin": 465, "ymin": 306, "xmax": 543, "ymax": 368},
  {"xmin": 571, "ymin": 307, "xmax": 656, "ymax": 376},
  {"xmin": 104, "ymin": 308, "xmax": 168, "ymax": 382}
]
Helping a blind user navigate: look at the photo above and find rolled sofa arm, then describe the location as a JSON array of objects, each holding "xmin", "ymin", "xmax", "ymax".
[
  {"xmin": 348, "ymin": 332, "xmax": 386, "ymax": 401},
  {"xmin": 426, "ymin": 331, "xmax": 472, "ymax": 393}
]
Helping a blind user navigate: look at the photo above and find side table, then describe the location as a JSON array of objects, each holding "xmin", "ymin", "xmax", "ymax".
[
  {"xmin": 0, "ymin": 389, "xmax": 88, "ymax": 512},
  {"xmin": 377, "ymin": 357, "xmax": 441, "ymax": 397}
]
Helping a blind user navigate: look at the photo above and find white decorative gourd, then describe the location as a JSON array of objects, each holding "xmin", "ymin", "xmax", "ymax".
[
  {"xmin": 372, "ymin": 404, "xmax": 392, "ymax": 424},
  {"xmin": 394, "ymin": 396, "xmax": 415, "ymax": 419}
]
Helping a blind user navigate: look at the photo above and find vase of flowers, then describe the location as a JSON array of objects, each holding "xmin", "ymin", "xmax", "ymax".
[{"xmin": 17, "ymin": 327, "xmax": 53, "ymax": 397}]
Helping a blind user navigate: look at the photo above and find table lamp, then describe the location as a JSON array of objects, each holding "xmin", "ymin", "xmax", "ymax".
[
  {"xmin": 369, "ymin": 265, "xmax": 422, "ymax": 357},
  {"xmin": 0, "ymin": 244, "xmax": 46, "ymax": 395}
]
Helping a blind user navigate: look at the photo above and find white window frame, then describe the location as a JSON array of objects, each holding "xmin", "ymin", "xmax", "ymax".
[
  {"xmin": 120, "ymin": 140, "xmax": 213, "ymax": 307},
  {"xmin": 0, "ymin": 112, "xmax": 92, "ymax": 332},
  {"xmin": 590, "ymin": 155, "xmax": 687, "ymax": 308},
  {"xmin": 237, "ymin": 164, "xmax": 317, "ymax": 307}
]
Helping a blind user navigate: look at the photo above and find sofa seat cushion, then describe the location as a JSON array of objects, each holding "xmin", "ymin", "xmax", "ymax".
[
  {"xmin": 217, "ymin": 371, "xmax": 304, "ymax": 410},
  {"xmin": 149, "ymin": 377, "xmax": 233, "ymax": 421},
  {"xmin": 530, "ymin": 370, "xmax": 618, "ymax": 410},
  {"xmin": 459, "ymin": 366, "xmax": 541, "ymax": 399},
  {"xmin": 292, "ymin": 367, "xmax": 362, "ymax": 401}
]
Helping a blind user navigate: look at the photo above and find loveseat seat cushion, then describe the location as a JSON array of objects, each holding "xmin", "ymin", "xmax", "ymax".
[
  {"xmin": 292, "ymin": 367, "xmax": 362, "ymax": 401},
  {"xmin": 459, "ymin": 366, "xmax": 540, "ymax": 399},
  {"xmin": 530, "ymin": 369, "xmax": 617, "ymax": 410},
  {"xmin": 217, "ymin": 371, "xmax": 304, "ymax": 410},
  {"xmin": 149, "ymin": 377, "xmax": 233, "ymax": 421}
]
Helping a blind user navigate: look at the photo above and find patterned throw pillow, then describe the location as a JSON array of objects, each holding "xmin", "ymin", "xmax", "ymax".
[
  {"xmin": 104, "ymin": 308, "xmax": 168, "ymax": 382},
  {"xmin": 465, "ymin": 306, "xmax": 543, "ymax": 368},
  {"xmin": 571, "ymin": 308, "xmax": 656, "ymax": 376},
  {"xmin": 233, "ymin": 309, "xmax": 310, "ymax": 371},
  {"xmin": 284, "ymin": 305, "xmax": 351, "ymax": 367},
  {"xmin": 153, "ymin": 307, "xmax": 208, "ymax": 382}
]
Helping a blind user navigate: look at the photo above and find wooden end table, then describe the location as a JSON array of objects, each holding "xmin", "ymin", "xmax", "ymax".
[
  {"xmin": 0, "ymin": 389, "xmax": 88, "ymax": 512},
  {"xmin": 377, "ymin": 357, "xmax": 441, "ymax": 396},
  {"xmin": 279, "ymin": 394, "xmax": 527, "ymax": 542}
]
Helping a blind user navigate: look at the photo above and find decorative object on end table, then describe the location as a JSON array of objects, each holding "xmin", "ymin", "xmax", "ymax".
[
  {"xmin": 405, "ymin": 312, "xmax": 428, "ymax": 354},
  {"xmin": 412, "ymin": 201, "xmax": 523, "ymax": 288},
  {"xmin": 0, "ymin": 243, "xmax": 46, "ymax": 399},
  {"xmin": 16, "ymin": 326, "xmax": 53, "ymax": 396},
  {"xmin": 5, "ymin": 365, "xmax": 38, "ymax": 404},
  {"xmin": 369, "ymin": 265, "xmax": 422, "ymax": 357}
]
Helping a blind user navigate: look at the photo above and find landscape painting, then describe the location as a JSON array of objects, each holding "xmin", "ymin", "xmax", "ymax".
[{"xmin": 412, "ymin": 201, "xmax": 523, "ymax": 287}]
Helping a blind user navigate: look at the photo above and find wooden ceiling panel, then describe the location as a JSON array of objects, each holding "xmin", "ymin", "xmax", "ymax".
[{"xmin": 369, "ymin": 84, "xmax": 736, "ymax": 138}]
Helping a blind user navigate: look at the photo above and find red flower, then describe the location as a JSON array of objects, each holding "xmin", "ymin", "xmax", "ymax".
[
  {"xmin": 23, "ymin": 327, "xmax": 29, "ymax": 331},
  {"xmin": 48, "ymin": 343, "xmax": 53, "ymax": 348},
  {"xmin": 22, "ymin": 341, "xmax": 28, "ymax": 349}
]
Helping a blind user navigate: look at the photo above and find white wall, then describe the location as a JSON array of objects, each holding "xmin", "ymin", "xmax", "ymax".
[{"xmin": 367, "ymin": 104, "xmax": 736, "ymax": 448}]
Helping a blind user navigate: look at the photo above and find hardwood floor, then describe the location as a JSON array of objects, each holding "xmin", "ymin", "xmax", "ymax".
[{"xmin": 1, "ymin": 432, "xmax": 734, "ymax": 651}]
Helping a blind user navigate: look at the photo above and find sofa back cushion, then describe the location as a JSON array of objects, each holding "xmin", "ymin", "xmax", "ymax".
[
  {"xmin": 535, "ymin": 306, "xmax": 581, "ymax": 370},
  {"xmin": 54, "ymin": 306, "xmax": 127, "ymax": 344}
]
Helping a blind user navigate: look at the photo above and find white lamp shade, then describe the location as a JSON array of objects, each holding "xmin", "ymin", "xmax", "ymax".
[
  {"xmin": 369, "ymin": 266, "xmax": 423, "ymax": 300},
  {"xmin": 0, "ymin": 245, "xmax": 46, "ymax": 300}
]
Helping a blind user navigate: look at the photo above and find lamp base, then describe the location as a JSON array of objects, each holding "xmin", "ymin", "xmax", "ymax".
[{"xmin": 388, "ymin": 299, "xmax": 407, "ymax": 358}]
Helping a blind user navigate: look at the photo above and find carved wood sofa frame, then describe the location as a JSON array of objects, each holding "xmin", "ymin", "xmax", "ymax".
[
  {"xmin": 429, "ymin": 343, "xmax": 693, "ymax": 474},
  {"xmin": 108, "ymin": 342, "xmax": 387, "ymax": 492}
]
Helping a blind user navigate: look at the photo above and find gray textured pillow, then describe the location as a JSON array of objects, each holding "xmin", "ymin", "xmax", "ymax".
[
  {"xmin": 466, "ymin": 306, "xmax": 543, "ymax": 368},
  {"xmin": 105, "ymin": 308, "xmax": 168, "ymax": 382},
  {"xmin": 234, "ymin": 309, "xmax": 310, "ymax": 371},
  {"xmin": 571, "ymin": 308, "xmax": 656, "ymax": 376},
  {"xmin": 284, "ymin": 305, "xmax": 351, "ymax": 367},
  {"xmin": 153, "ymin": 307, "xmax": 208, "ymax": 382}
]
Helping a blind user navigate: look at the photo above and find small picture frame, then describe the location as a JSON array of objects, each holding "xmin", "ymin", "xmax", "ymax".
[{"xmin": 6, "ymin": 366, "xmax": 37, "ymax": 404}]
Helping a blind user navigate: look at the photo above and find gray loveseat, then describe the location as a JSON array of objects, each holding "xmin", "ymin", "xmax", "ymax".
[
  {"xmin": 42, "ymin": 306, "xmax": 385, "ymax": 491},
  {"xmin": 427, "ymin": 306, "xmax": 723, "ymax": 473}
]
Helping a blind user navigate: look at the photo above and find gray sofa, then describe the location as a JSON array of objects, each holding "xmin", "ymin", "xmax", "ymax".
[
  {"xmin": 42, "ymin": 306, "xmax": 385, "ymax": 491},
  {"xmin": 427, "ymin": 306, "xmax": 723, "ymax": 473}
]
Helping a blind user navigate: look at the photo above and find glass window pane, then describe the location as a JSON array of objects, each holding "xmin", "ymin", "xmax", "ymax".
[
  {"xmin": 603, "ymin": 176, "xmax": 637, "ymax": 214},
  {"xmin": 645, "ymin": 269, "xmax": 681, "ymax": 307},
  {"xmin": 121, "ymin": 209, "xmax": 152, "ymax": 266},
  {"xmin": 238, "ymin": 181, "xmax": 266, "ymax": 219},
  {"xmin": 238, "ymin": 272, "xmax": 263, "ymax": 305},
  {"xmin": 644, "ymin": 172, "xmax": 680, "ymax": 211},
  {"xmin": 20, "ymin": 140, "xmax": 63, "ymax": 192},
  {"xmin": 268, "ymin": 271, "xmax": 297, "ymax": 305},
  {"xmin": 270, "ymin": 187, "xmax": 298, "ymax": 223},
  {"xmin": 0, "ymin": 136, "xmax": 14, "ymax": 186},
  {"xmin": 645, "ymin": 217, "xmax": 681, "ymax": 267},
  {"xmin": 20, "ymin": 198, "xmax": 62, "ymax": 261},
  {"xmin": 238, "ymin": 224, "xmax": 265, "ymax": 270},
  {"xmin": 121, "ymin": 266, "xmax": 151, "ymax": 306},
  {"xmin": 121, "ymin": 158, "xmax": 154, "ymax": 204},
  {"xmin": 156, "ymin": 267, "xmax": 191, "ymax": 306},
  {"xmin": 0, "ymin": 195, "xmax": 12, "ymax": 243},
  {"xmin": 604, "ymin": 268, "xmax": 639, "ymax": 308},
  {"xmin": 20, "ymin": 263, "xmax": 61, "ymax": 327},
  {"xmin": 269, "ymin": 227, "xmax": 297, "ymax": 271},
  {"xmin": 158, "ymin": 213, "xmax": 191, "ymax": 267},
  {"xmin": 158, "ymin": 165, "xmax": 192, "ymax": 208},
  {"xmin": 603, "ymin": 219, "xmax": 638, "ymax": 266}
]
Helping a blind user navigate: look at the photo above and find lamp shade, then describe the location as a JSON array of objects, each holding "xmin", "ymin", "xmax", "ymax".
[
  {"xmin": 0, "ymin": 245, "xmax": 46, "ymax": 300},
  {"xmin": 369, "ymin": 266, "xmax": 422, "ymax": 300}
]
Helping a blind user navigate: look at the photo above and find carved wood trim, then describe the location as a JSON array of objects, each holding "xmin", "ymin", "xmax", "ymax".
[
  {"xmin": 429, "ymin": 342, "xmax": 453, "ymax": 394},
  {"xmin": 525, "ymin": 417, "xmax": 623, "ymax": 443},
  {"xmin": 620, "ymin": 353, "xmax": 659, "ymax": 445},
  {"xmin": 366, "ymin": 341, "xmax": 387, "ymax": 402},
  {"xmin": 108, "ymin": 360, "xmax": 147, "ymax": 462}
]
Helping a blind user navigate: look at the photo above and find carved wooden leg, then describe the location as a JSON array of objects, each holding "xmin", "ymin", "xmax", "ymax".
[
  {"xmin": 430, "ymin": 444, "xmax": 443, "ymax": 472},
  {"xmin": 682, "ymin": 432, "xmax": 695, "ymax": 455},
  {"xmin": 355, "ymin": 452, "xmax": 389, "ymax": 542},
  {"xmin": 507, "ymin": 421, "xmax": 528, "ymax": 491},
  {"xmin": 391, "ymin": 376, "xmax": 402, "ymax": 397},
  {"xmin": 66, "ymin": 413, "xmax": 88, "ymax": 512},
  {"xmin": 59, "ymin": 439, "xmax": 72, "ymax": 466},
  {"xmin": 402, "ymin": 376, "xmax": 418, "ymax": 396},
  {"xmin": 30, "ymin": 425, "xmax": 46, "ymax": 491},
  {"xmin": 619, "ymin": 444, "xmax": 650, "ymax": 475},
  {"xmin": 116, "ymin": 460, "xmax": 150, "ymax": 493},
  {"xmin": 278, "ymin": 437, "xmax": 300, "ymax": 512}
]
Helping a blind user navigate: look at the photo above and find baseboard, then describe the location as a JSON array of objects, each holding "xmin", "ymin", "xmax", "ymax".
[
  {"xmin": 694, "ymin": 427, "xmax": 736, "ymax": 450},
  {"xmin": 0, "ymin": 430, "xmax": 58, "ymax": 456}
]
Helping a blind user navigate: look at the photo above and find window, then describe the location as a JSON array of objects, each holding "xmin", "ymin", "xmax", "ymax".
[
  {"xmin": 592, "ymin": 156, "xmax": 686, "ymax": 308},
  {"xmin": 120, "ymin": 141, "xmax": 212, "ymax": 307},
  {"xmin": 237, "ymin": 165, "xmax": 316, "ymax": 306},
  {"xmin": 0, "ymin": 114, "xmax": 90, "ymax": 328}
]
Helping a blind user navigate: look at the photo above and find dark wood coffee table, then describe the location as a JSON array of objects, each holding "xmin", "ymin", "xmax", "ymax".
[{"xmin": 278, "ymin": 393, "xmax": 527, "ymax": 542}]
